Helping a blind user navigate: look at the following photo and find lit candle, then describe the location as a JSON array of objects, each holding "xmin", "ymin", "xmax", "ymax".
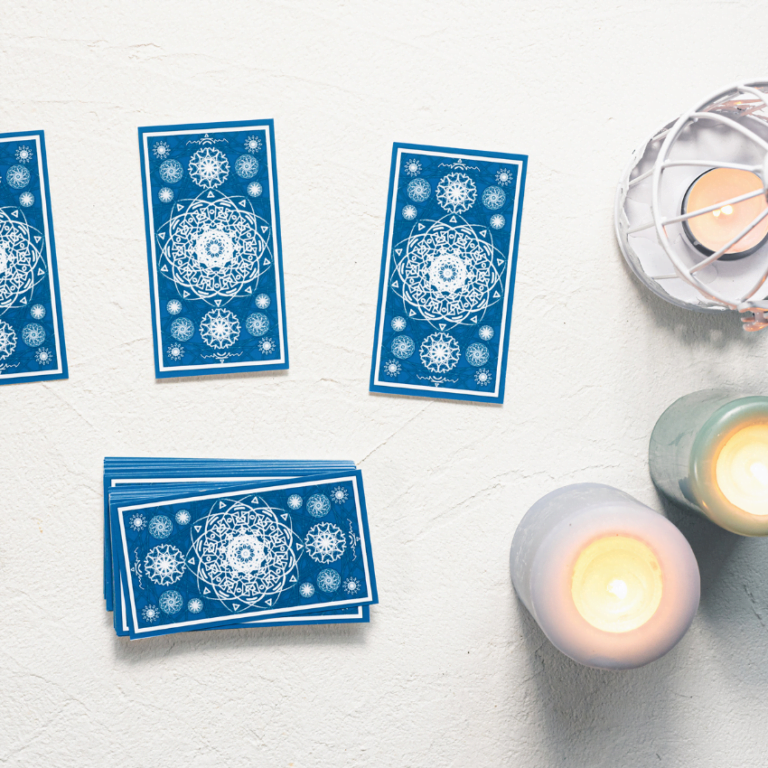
[
  {"xmin": 650, "ymin": 390, "xmax": 768, "ymax": 535},
  {"xmin": 682, "ymin": 168, "xmax": 768, "ymax": 257},
  {"xmin": 510, "ymin": 483, "xmax": 700, "ymax": 670}
]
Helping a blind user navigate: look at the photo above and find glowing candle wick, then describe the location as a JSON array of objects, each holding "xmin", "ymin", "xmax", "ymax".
[
  {"xmin": 750, "ymin": 461, "xmax": 768, "ymax": 486},
  {"xmin": 607, "ymin": 579, "xmax": 628, "ymax": 600}
]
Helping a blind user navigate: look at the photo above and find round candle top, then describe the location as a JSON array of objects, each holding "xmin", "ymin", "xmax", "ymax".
[
  {"xmin": 715, "ymin": 423, "xmax": 768, "ymax": 516},
  {"xmin": 683, "ymin": 168, "xmax": 768, "ymax": 255},
  {"xmin": 571, "ymin": 535, "xmax": 663, "ymax": 633}
]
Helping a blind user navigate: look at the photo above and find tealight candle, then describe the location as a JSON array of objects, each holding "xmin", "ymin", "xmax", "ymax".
[
  {"xmin": 682, "ymin": 168, "xmax": 768, "ymax": 257},
  {"xmin": 510, "ymin": 483, "xmax": 700, "ymax": 670},
  {"xmin": 650, "ymin": 390, "xmax": 768, "ymax": 535}
]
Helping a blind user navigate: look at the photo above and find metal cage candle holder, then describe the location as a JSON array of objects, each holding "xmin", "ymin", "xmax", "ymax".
[{"xmin": 616, "ymin": 81, "xmax": 768, "ymax": 331}]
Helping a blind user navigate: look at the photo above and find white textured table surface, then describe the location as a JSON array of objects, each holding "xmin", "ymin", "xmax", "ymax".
[{"xmin": 2, "ymin": 2, "xmax": 768, "ymax": 766}]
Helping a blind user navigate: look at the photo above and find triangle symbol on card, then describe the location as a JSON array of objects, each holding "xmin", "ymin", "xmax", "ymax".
[
  {"xmin": 261, "ymin": 226, "xmax": 269, "ymax": 234},
  {"xmin": 409, "ymin": 309, "xmax": 416, "ymax": 317},
  {"xmin": 187, "ymin": 556, "xmax": 195, "ymax": 566},
  {"xmin": 214, "ymin": 299, "xmax": 222, "ymax": 307},
  {"xmin": 265, "ymin": 599, "xmax": 272, "ymax": 607},
  {"xmin": 391, "ymin": 280, "xmax": 399, "ymax": 289},
  {"xmin": 263, "ymin": 258, "xmax": 271, "ymax": 266},
  {"xmin": 246, "ymin": 286, "xmax": 252, "ymax": 294},
  {"xmin": 203, "ymin": 587, "xmax": 211, "ymax": 595},
  {"xmin": 439, "ymin": 323, "xmax": 446, "ymax": 330},
  {"xmin": 177, "ymin": 204, "xmax": 184, "ymax": 211},
  {"xmin": 252, "ymin": 496, "xmax": 261, "ymax": 504},
  {"xmin": 158, "ymin": 232, "xmax": 166, "ymax": 240},
  {"xmin": 11, "ymin": 210, "xmax": 18, "ymax": 217},
  {"xmin": 493, "ymin": 291, "xmax": 500, "ymax": 298},
  {"xmin": 160, "ymin": 265, "xmax": 168, "ymax": 272},
  {"xmin": 449, "ymin": 216, "xmax": 457, "ymax": 223},
  {"xmin": 34, "ymin": 235, "xmax": 41, "ymax": 244},
  {"xmin": 289, "ymin": 575, "xmax": 297, "ymax": 583},
  {"xmin": 219, "ymin": 501, "xmax": 226, "ymax": 508},
  {"xmin": 296, "ymin": 542, "xmax": 303, "ymax": 551},
  {"xmin": 239, "ymin": 200, "xmax": 246, "ymax": 207},
  {"xmin": 37, "ymin": 269, "xmax": 45, "ymax": 277},
  {"xmin": 497, "ymin": 259, "xmax": 505, "ymax": 268},
  {"xmin": 20, "ymin": 297, "xmax": 27, "ymax": 305},
  {"xmin": 281, "ymin": 514, "xmax": 288, "ymax": 521},
  {"xmin": 471, "ymin": 316, "xmax": 478, "ymax": 323},
  {"xmin": 194, "ymin": 525, "xmax": 202, "ymax": 533},
  {"xmin": 207, "ymin": 191, "xmax": 215, "ymax": 199},
  {"xmin": 232, "ymin": 603, "xmax": 241, "ymax": 611},
  {"xmin": 417, "ymin": 223, "xmax": 424, "ymax": 231},
  {"xmin": 395, "ymin": 249, "xmax": 402, "ymax": 256},
  {"xmin": 480, "ymin": 230, "xmax": 487, "ymax": 238},
  {"xmin": 183, "ymin": 291, "xmax": 190, "ymax": 298}
]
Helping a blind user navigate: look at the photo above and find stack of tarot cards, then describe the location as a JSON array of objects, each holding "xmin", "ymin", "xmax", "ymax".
[{"xmin": 104, "ymin": 458, "xmax": 377, "ymax": 639}]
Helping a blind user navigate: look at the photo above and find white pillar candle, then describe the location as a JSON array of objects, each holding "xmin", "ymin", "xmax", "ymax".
[
  {"xmin": 650, "ymin": 389, "xmax": 768, "ymax": 535},
  {"xmin": 510, "ymin": 484, "xmax": 700, "ymax": 670}
]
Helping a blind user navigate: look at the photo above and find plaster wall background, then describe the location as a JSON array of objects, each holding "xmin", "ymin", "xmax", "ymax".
[{"xmin": 1, "ymin": 2, "xmax": 767, "ymax": 765}]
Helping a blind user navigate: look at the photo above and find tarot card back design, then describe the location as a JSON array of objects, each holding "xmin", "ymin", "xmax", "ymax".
[
  {"xmin": 370, "ymin": 143, "xmax": 526, "ymax": 403},
  {"xmin": 0, "ymin": 130, "xmax": 67, "ymax": 384},
  {"xmin": 139, "ymin": 121, "xmax": 288, "ymax": 378}
]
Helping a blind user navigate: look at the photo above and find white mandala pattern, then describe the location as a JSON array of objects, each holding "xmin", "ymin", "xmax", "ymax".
[
  {"xmin": 166, "ymin": 299, "xmax": 182, "ymax": 315},
  {"xmin": 331, "ymin": 486, "xmax": 348, "ymax": 504},
  {"xmin": 402, "ymin": 205, "xmax": 417, "ymax": 221},
  {"xmin": 200, "ymin": 308, "xmax": 240, "ymax": 349},
  {"xmin": 129, "ymin": 512, "xmax": 147, "ymax": 532},
  {"xmin": 166, "ymin": 343, "xmax": 184, "ymax": 361},
  {"xmin": 6, "ymin": 165, "xmax": 30, "ymax": 189},
  {"xmin": 188, "ymin": 598, "xmax": 204, "ymax": 613},
  {"xmin": 404, "ymin": 159, "xmax": 422, "ymax": 177},
  {"xmin": 465, "ymin": 343, "xmax": 489, "ymax": 366},
  {"xmin": 407, "ymin": 178, "xmax": 431, "ymax": 203},
  {"xmin": 383, "ymin": 359, "xmax": 401, "ymax": 377},
  {"xmin": 420, "ymin": 332, "xmax": 460, "ymax": 373},
  {"xmin": 255, "ymin": 293, "xmax": 271, "ymax": 309},
  {"xmin": 149, "ymin": 515, "xmax": 173, "ymax": 539},
  {"xmin": 0, "ymin": 320, "xmax": 16, "ymax": 361},
  {"xmin": 19, "ymin": 192, "xmax": 34, "ymax": 208},
  {"xmin": 482, "ymin": 186, "xmax": 506, "ymax": 210},
  {"xmin": 474, "ymin": 368, "xmax": 492, "ymax": 386},
  {"xmin": 391, "ymin": 216, "xmax": 504, "ymax": 329},
  {"xmin": 317, "ymin": 568, "xmax": 341, "ymax": 592},
  {"xmin": 153, "ymin": 141, "xmax": 171, "ymax": 159},
  {"xmin": 0, "ymin": 206, "xmax": 46, "ymax": 314},
  {"xmin": 35, "ymin": 347, "xmax": 53, "ymax": 365},
  {"xmin": 159, "ymin": 590, "xmax": 183, "ymax": 614},
  {"xmin": 287, "ymin": 494, "xmax": 303, "ymax": 510},
  {"xmin": 159, "ymin": 160, "xmax": 183, "ymax": 184},
  {"xmin": 191, "ymin": 498, "xmax": 301, "ymax": 611},
  {"xmin": 436, "ymin": 173, "xmax": 477, "ymax": 214},
  {"xmin": 299, "ymin": 582, "xmax": 315, "ymax": 598},
  {"xmin": 489, "ymin": 214, "xmax": 505, "ymax": 230},
  {"xmin": 170, "ymin": 317, "xmax": 195, "ymax": 341},
  {"xmin": 495, "ymin": 167, "xmax": 513, "ymax": 186},
  {"xmin": 22, "ymin": 323, "xmax": 45, "ymax": 347},
  {"xmin": 158, "ymin": 187, "xmax": 174, "ymax": 203},
  {"xmin": 144, "ymin": 544, "xmax": 185, "ymax": 586},
  {"xmin": 246, "ymin": 312, "xmax": 269, "ymax": 337},
  {"xmin": 343, "ymin": 576, "xmax": 362, "ymax": 595},
  {"xmin": 175, "ymin": 509, "xmax": 191, "ymax": 525},
  {"xmin": 189, "ymin": 147, "xmax": 230, "ymax": 189},
  {"xmin": 235, "ymin": 154, "xmax": 259, "ymax": 179},
  {"xmin": 478, "ymin": 325, "xmax": 494, "ymax": 341},
  {"xmin": 142, "ymin": 604, "xmax": 160, "ymax": 623},
  {"xmin": 15, "ymin": 146, "xmax": 32, "ymax": 163},
  {"xmin": 305, "ymin": 523, "xmax": 346, "ymax": 564},
  {"xmin": 158, "ymin": 192, "xmax": 271, "ymax": 305},
  {"xmin": 391, "ymin": 316, "xmax": 407, "ymax": 332},
  {"xmin": 307, "ymin": 494, "xmax": 331, "ymax": 518},
  {"xmin": 247, "ymin": 182, "xmax": 263, "ymax": 197},
  {"xmin": 30, "ymin": 304, "xmax": 45, "ymax": 320},
  {"xmin": 258, "ymin": 337, "xmax": 276, "ymax": 355},
  {"xmin": 244, "ymin": 135, "xmax": 263, "ymax": 153},
  {"xmin": 391, "ymin": 335, "xmax": 415, "ymax": 359}
]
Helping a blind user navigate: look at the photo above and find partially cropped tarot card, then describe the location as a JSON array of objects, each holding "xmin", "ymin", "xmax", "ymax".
[
  {"xmin": 370, "ymin": 143, "xmax": 526, "ymax": 404},
  {"xmin": 0, "ymin": 130, "xmax": 67, "ymax": 384},
  {"xmin": 138, "ymin": 120, "xmax": 288, "ymax": 378}
]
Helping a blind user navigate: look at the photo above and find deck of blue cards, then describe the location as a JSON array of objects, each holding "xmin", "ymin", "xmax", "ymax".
[{"xmin": 104, "ymin": 458, "xmax": 377, "ymax": 639}]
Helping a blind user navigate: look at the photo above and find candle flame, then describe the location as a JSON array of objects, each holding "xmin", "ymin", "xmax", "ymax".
[
  {"xmin": 607, "ymin": 579, "xmax": 628, "ymax": 600},
  {"xmin": 750, "ymin": 461, "xmax": 768, "ymax": 486}
]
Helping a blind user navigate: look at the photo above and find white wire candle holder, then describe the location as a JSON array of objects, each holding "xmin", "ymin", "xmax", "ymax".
[{"xmin": 616, "ymin": 81, "xmax": 768, "ymax": 331}]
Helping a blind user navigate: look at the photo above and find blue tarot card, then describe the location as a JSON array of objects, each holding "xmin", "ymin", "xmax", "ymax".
[
  {"xmin": 0, "ymin": 130, "xmax": 67, "ymax": 384},
  {"xmin": 370, "ymin": 143, "xmax": 527, "ymax": 403},
  {"xmin": 113, "ymin": 473, "xmax": 377, "ymax": 638},
  {"xmin": 138, "ymin": 120, "xmax": 288, "ymax": 378}
]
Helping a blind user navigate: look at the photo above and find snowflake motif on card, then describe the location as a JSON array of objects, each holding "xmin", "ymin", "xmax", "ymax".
[
  {"xmin": 404, "ymin": 159, "xmax": 422, "ymax": 177},
  {"xmin": 6, "ymin": 165, "xmax": 30, "ymax": 189},
  {"xmin": 407, "ymin": 178, "xmax": 431, "ymax": 203},
  {"xmin": 317, "ymin": 568, "xmax": 341, "ymax": 593},
  {"xmin": 158, "ymin": 192, "xmax": 271, "ymax": 305},
  {"xmin": 383, "ymin": 359, "xmax": 401, "ymax": 377},
  {"xmin": 166, "ymin": 299, "xmax": 182, "ymax": 315},
  {"xmin": 343, "ymin": 576, "xmax": 362, "ymax": 595},
  {"xmin": 190, "ymin": 498, "xmax": 301, "ymax": 611},
  {"xmin": 170, "ymin": 317, "xmax": 195, "ymax": 342},
  {"xmin": 142, "ymin": 604, "xmax": 161, "ymax": 623},
  {"xmin": 166, "ymin": 343, "xmax": 184, "ymax": 362},
  {"xmin": 247, "ymin": 182, "xmax": 263, "ymax": 198},
  {"xmin": 474, "ymin": 368, "xmax": 492, "ymax": 386},
  {"xmin": 129, "ymin": 512, "xmax": 148, "ymax": 532},
  {"xmin": 478, "ymin": 325, "xmax": 494, "ymax": 341},
  {"xmin": 420, "ymin": 332, "xmax": 460, "ymax": 373},
  {"xmin": 235, "ymin": 154, "xmax": 259, "ymax": 179},
  {"xmin": 330, "ymin": 486, "xmax": 348, "ymax": 504},
  {"xmin": 22, "ymin": 323, "xmax": 45, "ymax": 347},
  {"xmin": 305, "ymin": 523, "xmax": 346, "ymax": 564},
  {"xmin": 30, "ymin": 304, "xmax": 45, "ymax": 320},
  {"xmin": 188, "ymin": 598, "xmax": 204, "ymax": 613},
  {"xmin": 496, "ymin": 168, "xmax": 513, "ymax": 186},
  {"xmin": 158, "ymin": 187, "xmax": 174, "ymax": 204},
  {"xmin": 258, "ymin": 337, "xmax": 276, "ymax": 355},
  {"xmin": 159, "ymin": 160, "xmax": 183, "ymax": 184},
  {"xmin": 0, "ymin": 320, "xmax": 16, "ymax": 361},
  {"xmin": 299, "ymin": 582, "xmax": 315, "ymax": 598},
  {"xmin": 19, "ymin": 192, "xmax": 34, "ymax": 208},
  {"xmin": 391, "ymin": 335, "xmax": 415, "ymax": 359},
  {"xmin": 174, "ymin": 510, "xmax": 191, "ymax": 526},
  {"xmin": 391, "ymin": 216, "xmax": 505, "ymax": 329},
  {"xmin": 465, "ymin": 342, "xmax": 489, "ymax": 366},
  {"xmin": 34, "ymin": 347, "xmax": 53, "ymax": 365},
  {"xmin": 255, "ymin": 293, "xmax": 271, "ymax": 309},
  {"xmin": 15, "ymin": 146, "xmax": 33, "ymax": 164},
  {"xmin": 0, "ymin": 206, "xmax": 46, "ymax": 314},
  {"xmin": 287, "ymin": 494, "xmax": 303, "ymax": 510},
  {"xmin": 200, "ymin": 308, "xmax": 240, "ymax": 349},
  {"xmin": 246, "ymin": 312, "xmax": 269, "ymax": 337},
  {"xmin": 482, "ymin": 186, "xmax": 506, "ymax": 210},
  {"xmin": 307, "ymin": 494, "xmax": 331, "ymax": 518},
  {"xmin": 149, "ymin": 515, "xmax": 173, "ymax": 539},
  {"xmin": 391, "ymin": 316, "xmax": 407, "ymax": 332},
  {"xmin": 436, "ymin": 173, "xmax": 477, "ymax": 214},
  {"xmin": 153, "ymin": 141, "xmax": 171, "ymax": 160},
  {"xmin": 244, "ymin": 135, "xmax": 263, "ymax": 153},
  {"xmin": 159, "ymin": 590, "xmax": 183, "ymax": 614},
  {"xmin": 144, "ymin": 544, "xmax": 185, "ymax": 586},
  {"xmin": 402, "ymin": 205, "xmax": 417, "ymax": 221},
  {"xmin": 489, "ymin": 214, "xmax": 505, "ymax": 230},
  {"xmin": 189, "ymin": 147, "xmax": 230, "ymax": 189}
]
